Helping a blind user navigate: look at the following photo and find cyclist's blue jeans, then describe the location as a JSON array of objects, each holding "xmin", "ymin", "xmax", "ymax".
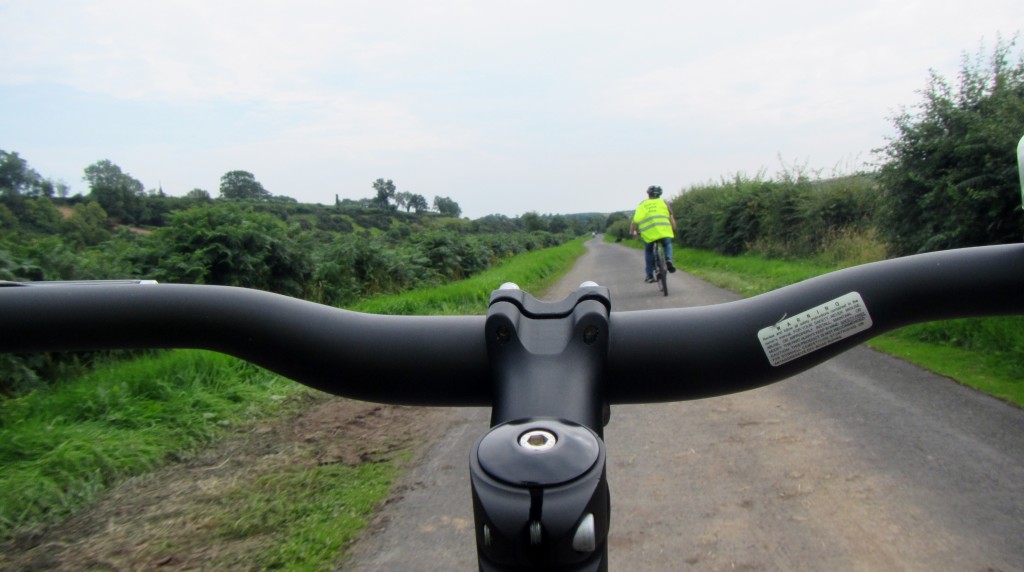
[{"xmin": 643, "ymin": 238, "xmax": 674, "ymax": 279}]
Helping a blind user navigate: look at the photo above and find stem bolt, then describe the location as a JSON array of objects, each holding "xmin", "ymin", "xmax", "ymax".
[{"xmin": 519, "ymin": 429, "xmax": 557, "ymax": 451}]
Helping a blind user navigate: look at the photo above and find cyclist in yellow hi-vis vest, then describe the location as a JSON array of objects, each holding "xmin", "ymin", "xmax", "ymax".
[{"xmin": 630, "ymin": 185, "xmax": 677, "ymax": 283}]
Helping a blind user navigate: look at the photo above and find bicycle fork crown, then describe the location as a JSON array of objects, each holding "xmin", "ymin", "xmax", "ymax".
[{"xmin": 470, "ymin": 283, "xmax": 612, "ymax": 571}]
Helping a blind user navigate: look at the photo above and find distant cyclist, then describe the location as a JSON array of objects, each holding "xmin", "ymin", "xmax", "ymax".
[{"xmin": 630, "ymin": 185, "xmax": 677, "ymax": 283}]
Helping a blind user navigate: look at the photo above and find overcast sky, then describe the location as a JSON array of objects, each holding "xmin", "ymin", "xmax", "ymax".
[{"xmin": 1, "ymin": 1, "xmax": 1020, "ymax": 219}]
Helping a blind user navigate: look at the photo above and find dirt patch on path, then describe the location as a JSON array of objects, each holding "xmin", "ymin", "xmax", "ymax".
[{"xmin": 1, "ymin": 392, "xmax": 451, "ymax": 571}]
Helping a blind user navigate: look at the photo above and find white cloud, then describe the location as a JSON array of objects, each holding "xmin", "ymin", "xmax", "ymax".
[{"xmin": 1, "ymin": 0, "xmax": 1021, "ymax": 217}]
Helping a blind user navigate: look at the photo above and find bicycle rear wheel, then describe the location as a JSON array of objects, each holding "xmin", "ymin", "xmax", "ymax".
[{"xmin": 656, "ymin": 243, "xmax": 668, "ymax": 296}]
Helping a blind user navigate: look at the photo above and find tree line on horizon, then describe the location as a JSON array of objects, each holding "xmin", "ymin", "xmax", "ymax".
[{"xmin": 0, "ymin": 155, "xmax": 468, "ymax": 222}]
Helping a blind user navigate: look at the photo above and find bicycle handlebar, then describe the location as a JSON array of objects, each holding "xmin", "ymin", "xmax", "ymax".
[
  {"xmin": 4, "ymin": 243, "xmax": 1024, "ymax": 572},
  {"xmin": 3, "ymin": 244, "xmax": 1023, "ymax": 407}
]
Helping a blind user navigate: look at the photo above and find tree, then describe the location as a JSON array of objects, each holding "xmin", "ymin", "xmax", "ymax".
[
  {"xmin": 186, "ymin": 188, "xmax": 211, "ymax": 200},
  {"xmin": 433, "ymin": 195, "xmax": 462, "ymax": 218},
  {"xmin": 393, "ymin": 191, "xmax": 429, "ymax": 213},
  {"xmin": 605, "ymin": 212, "xmax": 629, "ymax": 231},
  {"xmin": 408, "ymin": 193, "xmax": 429, "ymax": 213},
  {"xmin": 219, "ymin": 170, "xmax": 270, "ymax": 200},
  {"xmin": 548, "ymin": 214, "xmax": 569, "ymax": 233},
  {"xmin": 878, "ymin": 37, "xmax": 1024, "ymax": 254},
  {"xmin": 521, "ymin": 211, "xmax": 548, "ymax": 232},
  {"xmin": 53, "ymin": 180, "xmax": 70, "ymax": 199},
  {"xmin": 84, "ymin": 160, "xmax": 146, "ymax": 223},
  {"xmin": 0, "ymin": 150, "xmax": 56, "ymax": 199},
  {"xmin": 372, "ymin": 178, "xmax": 397, "ymax": 209},
  {"xmin": 0, "ymin": 151, "xmax": 43, "ymax": 197},
  {"xmin": 394, "ymin": 191, "xmax": 411, "ymax": 212},
  {"xmin": 35, "ymin": 179, "xmax": 56, "ymax": 198}
]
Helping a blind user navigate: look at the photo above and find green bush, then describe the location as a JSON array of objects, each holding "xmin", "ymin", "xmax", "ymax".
[
  {"xmin": 877, "ymin": 38, "xmax": 1024, "ymax": 254},
  {"xmin": 141, "ymin": 204, "xmax": 313, "ymax": 297},
  {"xmin": 673, "ymin": 173, "xmax": 880, "ymax": 259}
]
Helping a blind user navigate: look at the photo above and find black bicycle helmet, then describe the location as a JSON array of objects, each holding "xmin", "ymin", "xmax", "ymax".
[{"xmin": 647, "ymin": 185, "xmax": 663, "ymax": 198}]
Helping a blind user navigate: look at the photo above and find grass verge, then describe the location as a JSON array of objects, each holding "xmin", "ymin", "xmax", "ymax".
[
  {"xmin": 208, "ymin": 461, "xmax": 401, "ymax": 571},
  {"xmin": 676, "ymin": 246, "xmax": 1024, "ymax": 408},
  {"xmin": 349, "ymin": 236, "xmax": 587, "ymax": 315},
  {"xmin": 0, "ymin": 351, "xmax": 304, "ymax": 539}
]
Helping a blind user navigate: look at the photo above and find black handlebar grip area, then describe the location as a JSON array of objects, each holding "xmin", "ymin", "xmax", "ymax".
[
  {"xmin": 0, "ymin": 283, "xmax": 491, "ymax": 406},
  {"xmin": 605, "ymin": 244, "xmax": 1024, "ymax": 403}
]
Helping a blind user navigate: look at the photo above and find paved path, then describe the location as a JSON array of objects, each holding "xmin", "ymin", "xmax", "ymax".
[{"xmin": 341, "ymin": 238, "xmax": 1024, "ymax": 571}]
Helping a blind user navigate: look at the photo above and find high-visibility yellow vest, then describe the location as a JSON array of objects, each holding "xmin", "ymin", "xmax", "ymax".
[{"xmin": 633, "ymin": 198, "xmax": 674, "ymax": 242}]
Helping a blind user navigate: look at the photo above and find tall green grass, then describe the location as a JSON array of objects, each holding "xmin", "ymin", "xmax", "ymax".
[
  {"xmin": 677, "ymin": 246, "xmax": 1024, "ymax": 407},
  {"xmin": 349, "ymin": 236, "xmax": 587, "ymax": 315},
  {"xmin": 677, "ymin": 247, "xmax": 836, "ymax": 296},
  {"xmin": 869, "ymin": 317, "xmax": 1024, "ymax": 405},
  {"xmin": 0, "ymin": 350, "xmax": 301, "ymax": 539}
]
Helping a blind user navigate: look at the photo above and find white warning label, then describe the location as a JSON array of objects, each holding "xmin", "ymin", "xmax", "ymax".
[{"xmin": 757, "ymin": 292, "xmax": 873, "ymax": 367}]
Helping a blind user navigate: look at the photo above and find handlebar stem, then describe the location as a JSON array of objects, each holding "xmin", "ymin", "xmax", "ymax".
[
  {"xmin": 485, "ymin": 283, "xmax": 611, "ymax": 433},
  {"xmin": 470, "ymin": 284, "xmax": 613, "ymax": 571}
]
